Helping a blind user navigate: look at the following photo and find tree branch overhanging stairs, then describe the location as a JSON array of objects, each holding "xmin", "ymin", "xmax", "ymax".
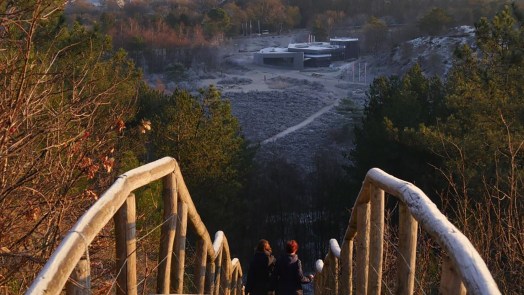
[{"xmin": 25, "ymin": 158, "xmax": 500, "ymax": 295}]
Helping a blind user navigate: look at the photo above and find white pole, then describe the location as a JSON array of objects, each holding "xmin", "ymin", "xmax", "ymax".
[
  {"xmin": 359, "ymin": 63, "xmax": 361, "ymax": 82},
  {"xmin": 364, "ymin": 63, "xmax": 367, "ymax": 84}
]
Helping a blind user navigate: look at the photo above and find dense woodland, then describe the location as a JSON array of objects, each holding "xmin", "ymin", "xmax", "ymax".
[
  {"xmin": 63, "ymin": 0, "xmax": 510, "ymax": 71},
  {"xmin": 1, "ymin": 0, "xmax": 523, "ymax": 294}
]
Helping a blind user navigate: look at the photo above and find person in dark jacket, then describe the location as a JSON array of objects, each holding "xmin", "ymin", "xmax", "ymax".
[
  {"xmin": 245, "ymin": 239, "xmax": 276, "ymax": 295},
  {"xmin": 273, "ymin": 240, "xmax": 313, "ymax": 295}
]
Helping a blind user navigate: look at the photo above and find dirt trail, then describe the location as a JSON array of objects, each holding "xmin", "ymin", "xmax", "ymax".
[{"xmin": 261, "ymin": 98, "xmax": 341, "ymax": 145}]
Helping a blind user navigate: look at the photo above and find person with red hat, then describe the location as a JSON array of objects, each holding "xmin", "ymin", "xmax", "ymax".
[{"xmin": 272, "ymin": 240, "xmax": 313, "ymax": 295}]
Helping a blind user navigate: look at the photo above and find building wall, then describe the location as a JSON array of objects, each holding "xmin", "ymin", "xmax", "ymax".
[
  {"xmin": 254, "ymin": 52, "xmax": 304, "ymax": 70},
  {"xmin": 330, "ymin": 40, "xmax": 360, "ymax": 59}
]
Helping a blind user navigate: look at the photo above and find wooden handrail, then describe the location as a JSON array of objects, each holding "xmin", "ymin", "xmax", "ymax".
[
  {"xmin": 314, "ymin": 168, "xmax": 500, "ymax": 295},
  {"xmin": 26, "ymin": 157, "xmax": 243, "ymax": 295},
  {"xmin": 26, "ymin": 160, "xmax": 500, "ymax": 295}
]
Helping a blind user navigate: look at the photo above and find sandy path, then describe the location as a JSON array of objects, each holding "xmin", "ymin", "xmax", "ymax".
[{"xmin": 260, "ymin": 98, "xmax": 340, "ymax": 145}]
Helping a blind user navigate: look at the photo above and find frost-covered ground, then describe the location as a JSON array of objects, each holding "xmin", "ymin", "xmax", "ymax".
[{"xmin": 368, "ymin": 25, "xmax": 476, "ymax": 78}]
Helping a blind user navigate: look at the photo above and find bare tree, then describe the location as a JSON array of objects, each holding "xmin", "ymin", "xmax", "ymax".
[{"xmin": 0, "ymin": 1, "xmax": 140, "ymax": 290}]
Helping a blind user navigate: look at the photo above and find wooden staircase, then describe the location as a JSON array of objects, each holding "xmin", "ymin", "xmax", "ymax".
[{"xmin": 25, "ymin": 158, "xmax": 500, "ymax": 295}]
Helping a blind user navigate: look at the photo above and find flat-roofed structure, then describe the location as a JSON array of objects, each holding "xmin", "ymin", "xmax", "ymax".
[
  {"xmin": 253, "ymin": 37, "xmax": 359, "ymax": 69},
  {"xmin": 288, "ymin": 42, "xmax": 339, "ymax": 54},
  {"xmin": 254, "ymin": 47, "xmax": 304, "ymax": 69},
  {"xmin": 330, "ymin": 37, "xmax": 360, "ymax": 59},
  {"xmin": 287, "ymin": 42, "xmax": 344, "ymax": 67}
]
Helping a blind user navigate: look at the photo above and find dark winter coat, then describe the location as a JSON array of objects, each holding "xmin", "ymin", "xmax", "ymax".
[
  {"xmin": 273, "ymin": 254, "xmax": 311, "ymax": 295},
  {"xmin": 245, "ymin": 250, "xmax": 276, "ymax": 295}
]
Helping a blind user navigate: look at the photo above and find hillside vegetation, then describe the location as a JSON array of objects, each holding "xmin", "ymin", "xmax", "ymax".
[{"xmin": 350, "ymin": 5, "xmax": 523, "ymax": 293}]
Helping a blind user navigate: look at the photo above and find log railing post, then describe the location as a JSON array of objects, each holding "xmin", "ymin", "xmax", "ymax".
[
  {"xmin": 369, "ymin": 186, "xmax": 384, "ymax": 295},
  {"xmin": 330, "ymin": 252, "xmax": 339, "ymax": 295},
  {"xmin": 322, "ymin": 255, "xmax": 332, "ymax": 294},
  {"xmin": 205, "ymin": 259, "xmax": 216, "ymax": 295},
  {"xmin": 195, "ymin": 238, "xmax": 208, "ymax": 294},
  {"xmin": 236, "ymin": 267, "xmax": 243, "ymax": 295},
  {"xmin": 339, "ymin": 239, "xmax": 353, "ymax": 295},
  {"xmin": 157, "ymin": 173, "xmax": 178, "ymax": 294},
  {"xmin": 172, "ymin": 201, "xmax": 188, "ymax": 294},
  {"xmin": 314, "ymin": 268, "xmax": 324, "ymax": 295},
  {"xmin": 356, "ymin": 202, "xmax": 371, "ymax": 295},
  {"xmin": 396, "ymin": 202, "xmax": 418, "ymax": 295},
  {"xmin": 219, "ymin": 251, "xmax": 231, "ymax": 295},
  {"xmin": 230, "ymin": 267, "xmax": 238, "ymax": 295},
  {"xmin": 321, "ymin": 252, "xmax": 338, "ymax": 294},
  {"xmin": 215, "ymin": 250, "xmax": 223, "ymax": 295},
  {"xmin": 114, "ymin": 193, "xmax": 137, "ymax": 295},
  {"xmin": 65, "ymin": 256, "xmax": 90, "ymax": 295},
  {"xmin": 440, "ymin": 255, "xmax": 466, "ymax": 295}
]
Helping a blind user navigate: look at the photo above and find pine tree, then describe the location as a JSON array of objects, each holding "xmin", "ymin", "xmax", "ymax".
[
  {"xmin": 139, "ymin": 86, "xmax": 251, "ymax": 235},
  {"xmin": 417, "ymin": 5, "xmax": 523, "ymax": 291},
  {"xmin": 351, "ymin": 64, "xmax": 445, "ymax": 191}
]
